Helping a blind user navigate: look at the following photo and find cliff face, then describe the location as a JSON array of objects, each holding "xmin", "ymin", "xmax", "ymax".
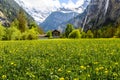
[
  {"xmin": 0, "ymin": 0, "xmax": 34, "ymax": 25},
  {"xmin": 81, "ymin": 0, "xmax": 120, "ymax": 31},
  {"xmin": 63, "ymin": 0, "xmax": 120, "ymax": 31},
  {"xmin": 0, "ymin": 11, "xmax": 9, "ymax": 26}
]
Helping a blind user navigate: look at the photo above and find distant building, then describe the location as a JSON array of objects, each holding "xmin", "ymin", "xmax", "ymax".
[{"xmin": 52, "ymin": 30, "xmax": 60, "ymax": 38}]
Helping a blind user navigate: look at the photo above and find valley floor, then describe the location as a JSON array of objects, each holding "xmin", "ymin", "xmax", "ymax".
[{"xmin": 0, "ymin": 39, "xmax": 120, "ymax": 79}]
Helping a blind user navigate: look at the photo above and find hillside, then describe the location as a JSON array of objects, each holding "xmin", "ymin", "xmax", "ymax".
[
  {"xmin": 15, "ymin": 0, "xmax": 90, "ymax": 24},
  {"xmin": 78, "ymin": 0, "xmax": 119, "ymax": 31},
  {"xmin": 59, "ymin": 0, "xmax": 120, "ymax": 31},
  {"xmin": 0, "ymin": 0, "xmax": 34, "ymax": 24}
]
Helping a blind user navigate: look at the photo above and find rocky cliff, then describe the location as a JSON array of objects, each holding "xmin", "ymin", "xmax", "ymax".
[
  {"xmin": 81, "ymin": 0, "xmax": 120, "ymax": 31},
  {"xmin": 0, "ymin": 0, "xmax": 34, "ymax": 25},
  {"xmin": 62, "ymin": 0, "xmax": 120, "ymax": 31}
]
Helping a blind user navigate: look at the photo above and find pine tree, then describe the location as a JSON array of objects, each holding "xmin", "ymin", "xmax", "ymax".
[
  {"xmin": 10, "ymin": 18, "xmax": 19, "ymax": 28},
  {"xmin": 17, "ymin": 8, "xmax": 27, "ymax": 32},
  {"xmin": 65, "ymin": 24, "xmax": 74, "ymax": 38}
]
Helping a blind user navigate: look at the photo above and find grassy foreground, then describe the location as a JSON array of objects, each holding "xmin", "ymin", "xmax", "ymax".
[{"xmin": 0, "ymin": 39, "xmax": 120, "ymax": 80}]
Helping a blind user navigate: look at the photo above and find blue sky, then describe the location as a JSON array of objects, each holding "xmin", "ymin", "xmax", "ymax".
[{"xmin": 59, "ymin": 0, "xmax": 78, "ymax": 4}]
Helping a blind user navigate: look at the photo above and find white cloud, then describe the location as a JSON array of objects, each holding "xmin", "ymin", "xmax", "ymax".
[
  {"xmin": 76, "ymin": 0, "xmax": 84, "ymax": 7},
  {"xmin": 19, "ymin": 0, "xmax": 84, "ymax": 10},
  {"xmin": 61, "ymin": 0, "xmax": 84, "ymax": 9},
  {"xmin": 20, "ymin": 0, "xmax": 61, "ymax": 11},
  {"xmin": 15, "ymin": 0, "xmax": 86, "ymax": 22}
]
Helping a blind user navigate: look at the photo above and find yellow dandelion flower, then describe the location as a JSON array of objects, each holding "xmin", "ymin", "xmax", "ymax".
[
  {"xmin": 115, "ymin": 62, "xmax": 119, "ymax": 65},
  {"xmin": 0, "ymin": 66, "xmax": 2, "ymax": 69},
  {"xmin": 99, "ymin": 66, "xmax": 104, "ymax": 70},
  {"xmin": 58, "ymin": 68, "xmax": 62, "ymax": 72},
  {"xmin": 14, "ymin": 64, "xmax": 17, "ymax": 66},
  {"xmin": 80, "ymin": 66, "xmax": 86, "ymax": 70},
  {"xmin": 67, "ymin": 70, "xmax": 71, "ymax": 73},
  {"xmin": 93, "ymin": 62, "xmax": 99, "ymax": 64},
  {"xmin": 88, "ymin": 74, "xmax": 90, "ymax": 77},
  {"xmin": 2, "ymin": 75, "xmax": 7, "ymax": 79},
  {"xmin": 113, "ymin": 73, "xmax": 118, "ymax": 77},
  {"xmin": 95, "ymin": 68, "xmax": 99, "ymax": 71},
  {"xmin": 104, "ymin": 70, "xmax": 108, "ymax": 74},
  {"xmin": 59, "ymin": 77, "xmax": 65, "ymax": 80},
  {"xmin": 11, "ymin": 62, "xmax": 14, "ymax": 65}
]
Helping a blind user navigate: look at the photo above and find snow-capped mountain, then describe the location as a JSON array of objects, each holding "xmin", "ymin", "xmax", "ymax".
[
  {"xmin": 40, "ymin": 9, "xmax": 79, "ymax": 32},
  {"xmin": 14, "ymin": 0, "xmax": 50, "ymax": 23},
  {"xmin": 40, "ymin": 0, "xmax": 90, "ymax": 32},
  {"xmin": 14, "ymin": 0, "xmax": 90, "ymax": 24}
]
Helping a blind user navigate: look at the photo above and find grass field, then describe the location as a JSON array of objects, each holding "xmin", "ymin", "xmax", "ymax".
[{"xmin": 0, "ymin": 39, "xmax": 120, "ymax": 80}]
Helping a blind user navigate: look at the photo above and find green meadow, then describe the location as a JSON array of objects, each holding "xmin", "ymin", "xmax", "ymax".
[{"xmin": 0, "ymin": 39, "xmax": 120, "ymax": 80}]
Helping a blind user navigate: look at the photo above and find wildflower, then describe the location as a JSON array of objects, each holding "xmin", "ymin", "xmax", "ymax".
[
  {"xmin": 93, "ymin": 62, "xmax": 99, "ymax": 64},
  {"xmin": 59, "ymin": 77, "xmax": 65, "ymax": 80},
  {"xmin": 88, "ymin": 74, "xmax": 90, "ymax": 77},
  {"xmin": 58, "ymin": 68, "xmax": 62, "ymax": 72},
  {"xmin": 95, "ymin": 68, "xmax": 99, "ymax": 74},
  {"xmin": 110, "ymin": 52, "xmax": 114, "ymax": 55},
  {"xmin": 67, "ymin": 70, "xmax": 71, "ymax": 73},
  {"xmin": 74, "ymin": 78, "xmax": 79, "ymax": 80},
  {"xmin": 99, "ymin": 66, "xmax": 104, "ymax": 70},
  {"xmin": 95, "ymin": 68, "xmax": 99, "ymax": 71},
  {"xmin": 10, "ymin": 62, "xmax": 16, "ymax": 66},
  {"xmin": 11, "ymin": 62, "xmax": 14, "ymax": 65},
  {"xmin": 14, "ymin": 64, "xmax": 17, "ymax": 66},
  {"xmin": 113, "ymin": 73, "xmax": 118, "ymax": 77},
  {"xmin": 115, "ymin": 62, "xmax": 119, "ymax": 65},
  {"xmin": 0, "ymin": 66, "xmax": 2, "ymax": 69},
  {"xmin": 2, "ymin": 75, "xmax": 7, "ymax": 79},
  {"xmin": 31, "ymin": 74, "xmax": 35, "ymax": 78},
  {"xmin": 9, "ymin": 51, "xmax": 12, "ymax": 53},
  {"xmin": 87, "ymin": 65, "xmax": 90, "ymax": 68},
  {"xmin": 80, "ymin": 66, "xmax": 86, "ymax": 70},
  {"xmin": 104, "ymin": 70, "xmax": 108, "ymax": 74}
]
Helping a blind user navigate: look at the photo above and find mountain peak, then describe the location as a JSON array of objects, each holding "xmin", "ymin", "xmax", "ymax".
[{"xmin": 15, "ymin": 0, "xmax": 90, "ymax": 23}]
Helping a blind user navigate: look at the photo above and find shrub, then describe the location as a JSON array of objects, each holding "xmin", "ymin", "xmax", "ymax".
[
  {"xmin": 0, "ymin": 24, "xmax": 5, "ymax": 40},
  {"xmin": 86, "ymin": 30, "xmax": 94, "ymax": 38},
  {"xmin": 11, "ymin": 28, "xmax": 21, "ymax": 40},
  {"xmin": 81, "ymin": 32, "xmax": 86, "ymax": 38},
  {"xmin": 27, "ymin": 28, "xmax": 39, "ymax": 40},
  {"xmin": 21, "ymin": 28, "xmax": 39, "ymax": 40},
  {"xmin": 46, "ymin": 31, "xmax": 52, "ymax": 39},
  {"xmin": 115, "ymin": 27, "xmax": 120, "ymax": 38},
  {"xmin": 5, "ymin": 27, "xmax": 21, "ymax": 40},
  {"xmin": 65, "ymin": 24, "xmax": 74, "ymax": 38},
  {"xmin": 68, "ymin": 29, "xmax": 81, "ymax": 39},
  {"xmin": 21, "ymin": 31, "xmax": 28, "ymax": 40}
]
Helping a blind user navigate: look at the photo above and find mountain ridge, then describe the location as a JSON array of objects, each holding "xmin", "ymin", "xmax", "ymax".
[
  {"xmin": 15, "ymin": 0, "xmax": 90, "ymax": 24},
  {"xmin": 59, "ymin": 0, "xmax": 120, "ymax": 32},
  {"xmin": 40, "ymin": 10, "xmax": 79, "ymax": 32},
  {"xmin": 0, "ymin": 0, "xmax": 34, "ymax": 25},
  {"xmin": 39, "ymin": 0, "xmax": 90, "ymax": 31}
]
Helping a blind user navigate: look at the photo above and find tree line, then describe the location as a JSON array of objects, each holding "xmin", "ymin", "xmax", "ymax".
[
  {"xmin": 60, "ymin": 24, "xmax": 120, "ymax": 39},
  {"xmin": 1, "ymin": 8, "xmax": 120, "ymax": 40},
  {"xmin": 0, "ymin": 9, "xmax": 44, "ymax": 40}
]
